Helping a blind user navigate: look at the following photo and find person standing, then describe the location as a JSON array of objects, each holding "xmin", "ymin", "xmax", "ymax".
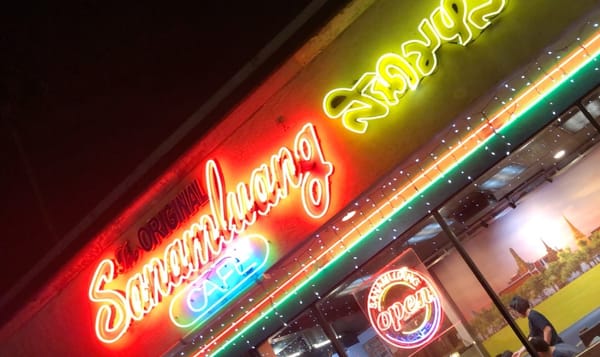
[{"xmin": 509, "ymin": 295, "xmax": 564, "ymax": 357}]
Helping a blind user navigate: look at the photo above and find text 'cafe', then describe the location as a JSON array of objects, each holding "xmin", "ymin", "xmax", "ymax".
[{"xmin": 2, "ymin": 0, "xmax": 600, "ymax": 356}]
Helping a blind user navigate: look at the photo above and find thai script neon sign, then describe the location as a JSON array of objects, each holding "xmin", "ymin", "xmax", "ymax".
[
  {"xmin": 367, "ymin": 267, "xmax": 442, "ymax": 349},
  {"xmin": 89, "ymin": 123, "xmax": 334, "ymax": 344},
  {"xmin": 323, "ymin": 0, "xmax": 506, "ymax": 134}
]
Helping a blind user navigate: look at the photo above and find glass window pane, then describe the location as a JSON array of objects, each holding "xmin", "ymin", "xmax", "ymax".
[
  {"xmin": 315, "ymin": 217, "xmax": 522, "ymax": 357},
  {"xmin": 438, "ymin": 107, "xmax": 600, "ymax": 353},
  {"xmin": 583, "ymin": 86, "xmax": 600, "ymax": 119},
  {"xmin": 257, "ymin": 309, "xmax": 337, "ymax": 357}
]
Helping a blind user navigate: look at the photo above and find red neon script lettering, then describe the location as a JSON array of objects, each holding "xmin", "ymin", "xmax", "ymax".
[{"xmin": 89, "ymin": 123, "xmax": 334, "ymax": 343}]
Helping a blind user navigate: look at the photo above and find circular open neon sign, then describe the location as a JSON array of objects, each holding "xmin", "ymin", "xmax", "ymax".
[{"xmin": 367, "ymin": 267, "xmax": 442, "ymax": 349}]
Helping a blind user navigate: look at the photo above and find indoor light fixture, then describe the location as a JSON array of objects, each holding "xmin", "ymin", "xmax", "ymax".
[{"xmin": 341, "ymin": 210, "xmax": 356, "ymax": 222}]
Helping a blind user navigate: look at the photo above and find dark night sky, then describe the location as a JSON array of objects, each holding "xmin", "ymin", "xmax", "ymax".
[{"xmin": 0, "ymin": 0, "xmax": 346, "ymax": 325}]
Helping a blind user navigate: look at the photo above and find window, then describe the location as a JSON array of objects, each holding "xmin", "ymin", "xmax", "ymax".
[{"xmin": 438, "ymin": 105, "xmax": 600, "ymax": 353}]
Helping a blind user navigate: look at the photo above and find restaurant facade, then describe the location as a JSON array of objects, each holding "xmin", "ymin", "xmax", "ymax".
[{"xmin": 1, "ymin": 0, "xmax": 600, "ymax": 356}]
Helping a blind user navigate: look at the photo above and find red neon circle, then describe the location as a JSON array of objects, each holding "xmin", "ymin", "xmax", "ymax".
[{"xmin": 367, "ymin": 267, "xmax": 442, "ymax": 349}]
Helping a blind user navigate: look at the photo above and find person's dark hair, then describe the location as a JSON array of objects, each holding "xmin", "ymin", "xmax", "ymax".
[
  {"xmin": 530, "ymin": 336, "xmax": 550, "ymax": 352},
  {"xmin": 509, "ymin": 295, "xmax": 530, "ymax": 315},
  {"xmin": 495, "ymin": 350, "xmax": 513, "ymax": 357}
]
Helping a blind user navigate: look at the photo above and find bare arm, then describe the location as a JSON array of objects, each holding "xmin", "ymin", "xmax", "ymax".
[
  {"xmin": 543, "ymin": 325, "xmax": 553, "ymax": 345},
  {"xmin": 512, "ymin": 345, "xmax": 526, "ymax": 357}
]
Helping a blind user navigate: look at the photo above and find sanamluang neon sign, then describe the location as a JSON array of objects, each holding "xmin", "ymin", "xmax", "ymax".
[{"xmin": 89, "ymin": 123, "xmax": 334, "ymax": 343}]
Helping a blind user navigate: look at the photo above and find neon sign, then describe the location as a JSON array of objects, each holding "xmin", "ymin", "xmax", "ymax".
[
  {"xmin": 89, "ymin": 123, "xmax": 334, "ymax": 344},
  {"xmin": 367, "ymin": 267, "xmax": 442, "ymax": 349},
  {"xmin": 137, "ymin": 179, "xmax": 208, "ymax": 252},
  {"xmin": 169, "ymin": 234, "xmax": 269, "ymax": 328},
  {"xmin": 323, "ymin": 0, "xmax": 506, "ymax": 134}
]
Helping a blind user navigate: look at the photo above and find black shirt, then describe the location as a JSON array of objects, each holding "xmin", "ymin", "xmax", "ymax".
[{"xmin": 528, "ymin": 309, "xmax": 564, "ymax": 345}]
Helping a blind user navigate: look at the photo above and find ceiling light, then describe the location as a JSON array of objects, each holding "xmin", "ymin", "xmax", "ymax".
[
  {"xmin": 342, "ymin": 210, "xmax": 356, "ymax": 222},
  {"xmin": 553, "ymin": 150, "xmax": 566, "ymax": 159}
]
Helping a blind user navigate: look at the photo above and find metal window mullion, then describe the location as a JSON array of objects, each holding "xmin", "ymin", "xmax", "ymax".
[
  {"xmin": 432, "ymin": 210, "xmax": 538, "ymax": 357},
  {"xmin": 311, "ymin": 305, "xmax": 349, "ymax": 357}
]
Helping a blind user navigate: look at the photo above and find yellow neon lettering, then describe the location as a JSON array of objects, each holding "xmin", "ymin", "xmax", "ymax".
[
  {"xmin": 469, "ymin": 0, "xmax": 506, "ymax": 30},
  {"xmin": 323, "ymin": 0, "xmax": 506, "ymax": 133},
  {"xmin": 372, "ymin": 53, "xmax": 420, "ymax": 105},
  {"xmin": 431, "ymin": 0, "xmax": 474, "ymax": 45},
  {"xmin": 402, "ymin": 19, "xmax": 442, "ymax": 77},
  {"xmin": 322, "ymin": 72, "xmax": 389, "ymax": 134}
]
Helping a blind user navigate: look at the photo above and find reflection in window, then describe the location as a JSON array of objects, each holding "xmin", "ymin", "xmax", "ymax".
[
  {"xmin": 583, "ymin": 87, "xmax": 600, "ymax": 119},
  {"xmin": 437, "ymin": 103, "xmax": 600, "ymax": 354},
  {"xmin": 258, "ymin": 309, "xmax": 336, "ymax": 357},
  {"xmin": 559, "ymin": 109, "xmax": 590, "ymax": 133},
  {"xmin": 312, "ymin": 218, "xmax": 498, "ymax": 357},
  {"xmin": 479, "ymin": 164, "xmax": 526, "ymax": 191}
]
